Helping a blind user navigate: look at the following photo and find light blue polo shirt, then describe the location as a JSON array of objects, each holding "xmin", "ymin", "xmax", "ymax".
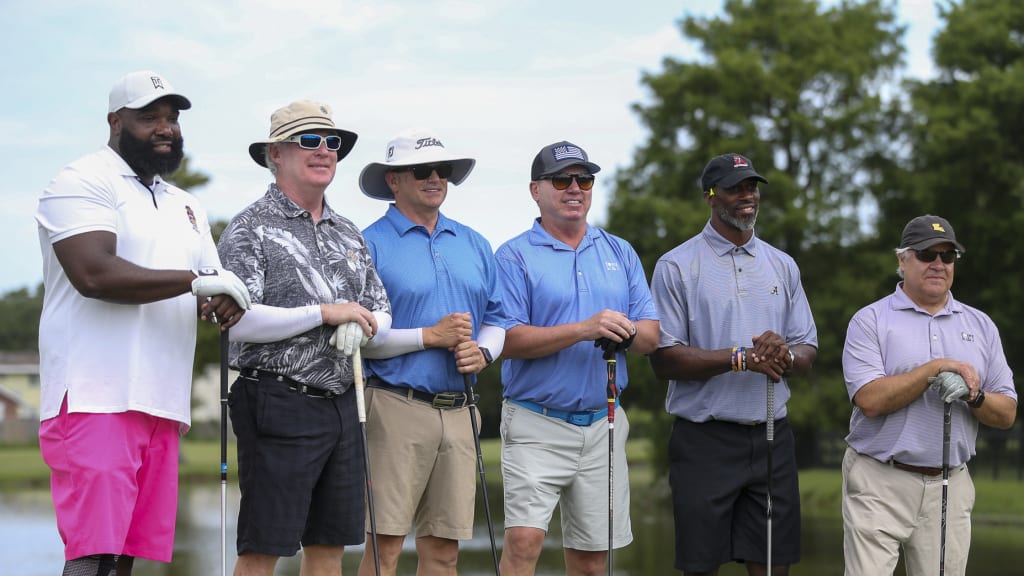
[
  {"xmin": 362, "ymin": 204, "xmax": 506, "ymax": 393},
  {"xmin": 651, "ymin": 221, "xmax": 818, "ymax": 423},
  {"xmin": 495, "ymin": 219, "xmax": 659, "ymax": 412},
  {"xmin": 843, "ymin": 283, "xmax": 1016, "ymax": 468}
]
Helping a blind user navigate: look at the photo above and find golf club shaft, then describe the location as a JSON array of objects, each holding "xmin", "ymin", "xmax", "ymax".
[
  {"xmin": 352, "ymin": 348, "xmax": 381, "ymax": 576},
  {"xmin": 940, "ymin": 402, "xmax": 952, "ymax": 576},
  {"xmin": 219, "ymin": 328, "xmax": 229, "ymax": 576},
  {"xmin": 766, "ymin": 376, "xmax": 775, "ymax": 574},
  {"xmin": 605, "ymin": 356, "xmax": 617, "ymax": 576},
  {"xmin": 463, "ymin": 373, "xmax": 500, "ymax": 575}
]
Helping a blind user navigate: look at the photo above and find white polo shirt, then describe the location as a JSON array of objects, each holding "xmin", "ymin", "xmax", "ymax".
[{"xmin": 35, "ymin": 146, "xmax": 221, "ymax": 426}]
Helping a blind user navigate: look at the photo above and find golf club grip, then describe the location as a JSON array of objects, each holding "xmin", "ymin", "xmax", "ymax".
[
  {"xmin": 352, "ymin": 347, "xmax": 367, "ymax": 423},
  {"xmin": 766, "ymin": 378, "xmax": 776, "ymax": 441},
  {"xmin": 606, "ymin": 358, "xmax": 617, "ymax": 424}
]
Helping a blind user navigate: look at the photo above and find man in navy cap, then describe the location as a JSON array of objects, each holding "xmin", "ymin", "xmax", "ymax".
[{"xmin": 649, "ymin": 153, "xmax": 818, "ymax": 575}]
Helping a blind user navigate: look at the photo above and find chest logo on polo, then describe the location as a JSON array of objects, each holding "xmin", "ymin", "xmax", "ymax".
[
  {"xmin": 605, "ymin": 261, "xmax": 619, "ymax": 271},
  {"xmin": 961, "ymin": 332, "xmax": 975, "ymax": 342},
  {"xmin": 770, "ymin": 285, "xmax": 779, "ymax": 295},
  {"xmin": 185, "ymin": 205, "xmax": 199, "ymax": 233}
]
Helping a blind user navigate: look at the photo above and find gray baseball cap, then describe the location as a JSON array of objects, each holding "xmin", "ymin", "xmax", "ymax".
[
  {"xmin": 899, "ymin": 215, "xmax": 966, "ymax": 252},
  {"xmin": 531, "ymin": 141, "xmax": 601, "ymax": 180}
]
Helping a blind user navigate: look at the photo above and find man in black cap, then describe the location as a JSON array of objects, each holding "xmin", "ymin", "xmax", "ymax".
[
  {"xmin": 841, "ymin": 214, "xmax": 1017, "ymax": 575},
  {"xmin": 649, "ymin": 153, "xmax": 818, "ymax": 575},
  {"xmin": 494, "ymin": 140, "xmax": 660, "ymax": 574}
]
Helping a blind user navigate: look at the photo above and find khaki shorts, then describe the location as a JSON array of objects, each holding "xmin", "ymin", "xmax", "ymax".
[
  {"xmin": 500, "ymin": 398, "xmax": 632, "ymax": 551},
  {"xmin": 363, "ymin": 386, "xmax": 479, "ymax": 540}
]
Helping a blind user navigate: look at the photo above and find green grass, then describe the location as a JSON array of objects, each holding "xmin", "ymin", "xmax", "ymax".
[{"xmin": 5, "ymin": 440, "xmax": 1024, "ymax": 524}]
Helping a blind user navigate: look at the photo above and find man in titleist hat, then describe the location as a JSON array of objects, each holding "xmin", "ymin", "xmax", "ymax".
[
  {"xmin": 649, "ymin": 152, "xmax": 817, "ymax": 575},
  {"xmin": 841, "ymin": 214, "xmax": 1016, "ymax": 575},
  {"xmin": 35, "ymin": 70, "xmax": 250, "ymax": 575},
  {"xmin": 355, "ymin": 128, "xmax": 506, "ymax": 576},
  {"xmin": 494, "ymin": 140, "xmax": 659, "ymax": 575},
  {"xmin": 218, "ymin": 100, "xmax": 391, "ymax": 576}
]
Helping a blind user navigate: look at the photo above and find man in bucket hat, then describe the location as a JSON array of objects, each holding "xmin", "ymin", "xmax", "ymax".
[
  {"xmin": 649, "ymin": 152, "xmax": 817, "ymax": 575},
  {"xmin": 356, "ymin": 128, "xmax": 507, "ymax": 576},
  {"xmin": 35, "ymin": 70, "xmax": 250, "ymax": 575},
  {"xmin": 841, "ymin": 215, "xmax": 1016, "ymax": 575},
  {"xmin": 217, "ymin": 100, "xmax": 391, "ymax": 576},
  {"xmin": 494, "ymin": 140, "xmax": 660, "ymax": 575}
]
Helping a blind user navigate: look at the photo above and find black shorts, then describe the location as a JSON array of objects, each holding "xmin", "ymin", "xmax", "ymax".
[
  {"xmin": 229, "ymin": 371, "xmax": 365, "ymax": 556},
  {"xmin": 668, "ymin": 417, "xmax": 800, "ymax": 572}
]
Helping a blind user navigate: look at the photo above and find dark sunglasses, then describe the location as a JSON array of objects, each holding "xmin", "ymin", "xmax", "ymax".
[
  {"xmin": 544, "ymin": 173, "xmax": 595, "ymax": 191},
  {"xmin": 284, "ymin": 134, "xmax": 343, "ymax": 151},
  {"xmin": 914, "ymin": 249, "xmax": 960, "ymax": 264},
  {"xmin": 397, "ymin": 163, "xmax": 454, "ymax": 180}
]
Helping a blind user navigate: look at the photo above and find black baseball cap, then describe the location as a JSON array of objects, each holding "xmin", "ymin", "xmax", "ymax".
[
  {"xmin": 900, "ymin": 215, "xmax": 966, "ymax": 252},
  {"xmin": 700, "ymin": 153, "xmax": 768, "ymax": 191},
  {"xmin": 531, "ymin": 140, "xmax": 601, "ymax": 180}
]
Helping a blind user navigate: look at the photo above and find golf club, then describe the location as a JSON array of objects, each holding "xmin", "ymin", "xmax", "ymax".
[
  {"xmin": 940, "ymin": 401, "xmax": 952, "ymax": 576},
  {"xmin": 462, "ymin": 372, "xmax": 500, "ymax": 575},
  {"xmin": 766, "ymin": 375, "xmax": 776, "ymax": 575},
  {"xmin": 604, "ymin": 349, "xmax": 618, "ymax": 576},
  {"xmin": 352, "ymin": 347, "xmax": 381, "ymax": 576},
  {"xmin": 219, "ymin": 327, "xmax": 229, "ymax": 576}
]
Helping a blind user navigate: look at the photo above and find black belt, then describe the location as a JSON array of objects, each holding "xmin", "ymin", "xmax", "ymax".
[
  {"xmin": 240, "ymin": 368, "xmax": 340, "ymax": 399},
  {"xmin": 366, "ymin": 376, "xmax": 476, "ymax": 409},
  {"xmin": 890, "ymin": 459, "xmax": 943, "ymax": 476}
]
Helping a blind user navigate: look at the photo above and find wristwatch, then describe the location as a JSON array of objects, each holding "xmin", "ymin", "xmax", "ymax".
[
  {"xmin": 480, "ymin": 347, "xmax": 494, "ymax": 366},
  {"xmin": 967, "ymin": 389, "xmax": 986, "ymax": 408}
]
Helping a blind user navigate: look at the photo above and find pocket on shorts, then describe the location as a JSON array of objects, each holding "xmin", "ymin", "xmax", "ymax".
[{"xmin": 254, "ymin": 382, "xmax": 305, "ymax": 438}]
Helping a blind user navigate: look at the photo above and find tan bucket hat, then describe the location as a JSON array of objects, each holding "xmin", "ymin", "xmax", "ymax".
[{"xmin": 248, "ymin": 100, "xmax": 358, "ymax": 167}]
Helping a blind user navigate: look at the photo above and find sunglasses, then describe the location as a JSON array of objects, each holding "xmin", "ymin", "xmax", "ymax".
[
  {"xmin": 544, "ymin": 173, "xmax": 596, "ymax": 191},
  {"xmin": 913, "ymin": 249, "xmax": 960, "ymax": 264},
  {"xmin": 283, "ymin": 134, "xmax": 343, "ymax": 151},
  {"xmin": 398, "ymin": 163, "xmax": 454, "ymax": 180}
]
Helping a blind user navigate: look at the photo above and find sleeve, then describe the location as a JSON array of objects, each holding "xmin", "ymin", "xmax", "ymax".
[
  {"xmin": 217, "ymin": 213, "xmax": 266, "ymax": 304},
  {"xmin": 624, "ymin": 242, "xmax": 659, "ymax": 322},
  {"xmin": 783, "ymin": 257, "xmax": 818, "ymax": 348},
  {"xmin": 842, "ymin": 307, "xmax": 884, "ymax": 402},
  {"xmin": 36, "ymin": 162, "xmax": 118, "ymax": 242},
  {"xmin": 650, "ymin": 257, "xmax": 689, "ymax": 348},
  {"xmin": 495, "ymin": 244, "xmax": 531, "ymax": 330},
  {"xmin": 229, "ymin": 304, "xmax": 323, "ymax": 343}
]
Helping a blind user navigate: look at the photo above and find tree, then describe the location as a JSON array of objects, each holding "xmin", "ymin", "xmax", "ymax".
[
  {"xmin": 0, "ymin": 285, "xmax": 44, "ymax": 350},
  {"xmin": 605, "ymin": 0, "xmax": 908, "ymax": 460}
]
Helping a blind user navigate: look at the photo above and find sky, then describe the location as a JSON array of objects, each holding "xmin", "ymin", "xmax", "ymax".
[{"xmin": 0, "ymin": 0, "xmax": 940, "ymax": 294}]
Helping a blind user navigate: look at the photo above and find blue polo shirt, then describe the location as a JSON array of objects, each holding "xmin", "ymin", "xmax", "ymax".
[
  {"xmin": 495, "ymin": 219, "xmax": 659, "ymax": 412},
  {"xmin": 651, "ymin": 221, "xmax": 818, "ymax": 423},
  {"xmin": 362, "ymin": 204, "xmax": 506, "ymax": 393}
]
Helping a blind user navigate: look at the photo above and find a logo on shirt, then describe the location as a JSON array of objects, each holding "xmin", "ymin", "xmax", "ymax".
[
  {"xmin": 770, "ymin": 285, "xmax": 779, "ymax": 295},
  {"xmin": 962, "ymin": 331, "xmax": 975, "ymax": 342},
  {"xmin": 185, "ymin": 205, "xmax": 199, "ymax": 233},
  {"xmin": 605, "ymin": 261, "xmax": 619, "ymax": 271}
]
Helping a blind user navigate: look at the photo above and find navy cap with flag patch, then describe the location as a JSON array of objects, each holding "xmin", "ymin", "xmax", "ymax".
[
  {"xmin": 531, "ymin": 141, "xmax": 601, "ymax": 180},
  {"xmin": 700, "ymin": 153, "xmax": 768, "ymax": 191}
]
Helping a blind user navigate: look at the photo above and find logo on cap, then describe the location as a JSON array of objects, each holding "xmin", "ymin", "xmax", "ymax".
[
  {"xmin": 150, "ymin": 76, "xmax": 164, "ymax": 90},
  {"xmin": 732, "ymin": 154, "xmax": 749, "ymax": 168},
  {"xmin": 415, "ymin": 137, "xmax": 444, "ymax": 150},
  {"xmin": 932, "ymin": 223, "xmax": 946, "ymax": 232},
  {"xmin": 553, "ymin": 144, "xmax": 585, "ymax": 162}
]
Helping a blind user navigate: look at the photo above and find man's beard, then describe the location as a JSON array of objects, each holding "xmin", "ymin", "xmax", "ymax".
[
  {"xmin": 717, "ymin": 204, "xmax": 758, "ymax": 231},
  {"xmin": 118, "ymin": 130, "xmax": 185, "ymax": 177}
]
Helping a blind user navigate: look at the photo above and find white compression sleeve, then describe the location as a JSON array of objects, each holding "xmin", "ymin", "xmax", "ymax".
[
  {"xmin": 227, "ymin": 304, "xmax": 322, "ymax": 343},
  {"xmin": 477, "ymin": 324, "xmax": 506, "ymax": 358},
  {"xmin": 361, "ymin": 328, "xmax": 424, "ymax": 359}
]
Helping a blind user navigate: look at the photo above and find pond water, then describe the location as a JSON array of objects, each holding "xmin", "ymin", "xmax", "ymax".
[{"xmin": 3, "ymin": 479, "xmax": 1022, "ymax": 575}]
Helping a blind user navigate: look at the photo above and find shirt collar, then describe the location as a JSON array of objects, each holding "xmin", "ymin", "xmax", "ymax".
[
  {"xmin": 104, "ymin": 145, "xmax": 174, "ymax": 194},
  {"xmin": 526, "ymin": 218, "xmax": 598, "ymax": 251},
  {"xmin": 891, "ymin": 281, "xmax": 961, "ymax": 316},
  {"xmin": 701, "ymin": 220, "xmax": 757, "ymax": 257},
  {"xmin": 266, "ymin": 183, "xmax": 336, "ymax": 222},
  {"xmin": 383, "ymin": 203, "xmax": 455, "ymax": 237}
]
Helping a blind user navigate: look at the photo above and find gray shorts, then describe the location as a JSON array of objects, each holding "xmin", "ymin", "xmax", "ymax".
[{"xmin": 499, "ymin": 399, "xmax": 632, "ymax": 551}]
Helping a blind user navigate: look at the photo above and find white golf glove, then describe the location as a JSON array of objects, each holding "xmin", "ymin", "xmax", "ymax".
[
  {"xmin": 329, "ymin": 322, "xmax": 371, "ymax": 356},
  {"xmin": 928, "ymin": 371, "xmax": 970, "ymax": 404},
  {"xmin": 191, "ymin": 267, "xmax": 252, "ymax": 310}
]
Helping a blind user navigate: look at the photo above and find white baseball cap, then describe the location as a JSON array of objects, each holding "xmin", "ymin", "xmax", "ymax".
[
  {"xmin": 108, "ymin": 70, "xmax": 191, "ymax": 113},
  {"xmin": 359, "ymin": 129, "xmax": 475, "ymax": 200}
]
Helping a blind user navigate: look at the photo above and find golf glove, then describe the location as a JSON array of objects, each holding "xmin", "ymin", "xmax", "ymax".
[
  {"xmin": 928, "ymin": 371, "xmax": 970, "ymax": 404},
  {"xmin": 191, "ymin": 267, "xmax": 252, "ymax": 309},
  {"xmin": 329, "ymin": 322, "xmax": 370, "ymax": 356},
  {"xmin": 594, "ymin": 328, "xmax": 637, "ymax": 355}
]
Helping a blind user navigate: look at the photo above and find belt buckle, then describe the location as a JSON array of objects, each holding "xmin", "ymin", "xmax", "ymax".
[
  {"xmin": 322, "ymin": 390, "xmax": 337, "ymax": 399},
  {"xmin": 432, "ymin": 393, "xmax": 458, "ymax": 408},
  {"xmin": 568, "ymin": 412, "xmax": 594, "ymax": 426}
]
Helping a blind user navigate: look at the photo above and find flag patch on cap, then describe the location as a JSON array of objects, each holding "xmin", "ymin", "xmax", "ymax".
[{"xmin": 552, "ymin": 144, "xmax": 585, "ymax": 161}]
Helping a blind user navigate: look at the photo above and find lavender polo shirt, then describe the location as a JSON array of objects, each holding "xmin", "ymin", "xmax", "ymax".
[
  {"xmin": 843, "ymin": 283, "xmax": 1016, "ymax": 467},
  {"xmin": 651, "ymin": 221, "xmax": 818, "ymax": 423}
]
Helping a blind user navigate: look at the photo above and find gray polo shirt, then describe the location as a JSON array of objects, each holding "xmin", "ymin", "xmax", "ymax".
[
  {"xmin": 843, "ymin": 283, "xmax": 1016, "ymax": 467},
  {"xmin": 651, "ymin": 221, "xmax": 818, "ymax": 423}
]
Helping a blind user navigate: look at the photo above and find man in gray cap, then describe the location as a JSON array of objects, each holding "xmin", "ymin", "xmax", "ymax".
[
  {"xmin": 494, "ymin": 140, "xmax": 659, "ymax": 575},
  {"xmin": 649, "ymin": 152, "xmax": 817, "ymax": 575},
  {"xmin": 35, "ymin": 70, "xmax": 250, "ymax": 575},
  {"xmin": 841, "ymin": 214, "xmax": 1017, "ymax": 575},
  {"xmin": 218, "ymin": 100, "xmax": 391, "ymax": 576}
]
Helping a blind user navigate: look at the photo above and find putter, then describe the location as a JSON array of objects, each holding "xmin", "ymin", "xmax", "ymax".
[
  {"xmin": 940, "ymin": 401, "xmax": 952, "ymax": 576},
  {"xmin": 352, "ymin": 347, "xmax": 381, "ymax": 576},
  {"xmin": 463, "ymin": 373, "xmax": 500, "ymax": 575},
  {"xmin": 604, "ymin": 350, "xmax": 618, "ymax": 576},
  {"xmin": 219, "ymin": 328, "xmax": 229, "ymax": 576},
  {"xmin": 766, "ymin": 376, "xmax": 776, "ymax": 575}
]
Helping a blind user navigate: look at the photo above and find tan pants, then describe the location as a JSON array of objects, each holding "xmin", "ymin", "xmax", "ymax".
[{"xmin": 842, "ymin": 447, "xmax": 975, "ymax": 576}]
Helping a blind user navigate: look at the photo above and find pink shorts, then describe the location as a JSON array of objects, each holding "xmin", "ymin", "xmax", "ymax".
[{"xmin": 38, "ymin": 396, "xmax": 181, "ymax": 562}]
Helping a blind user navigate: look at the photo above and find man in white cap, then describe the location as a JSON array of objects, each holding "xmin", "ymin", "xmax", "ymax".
[
  {"xmin": 217, "ymin": 100, "xmax": 391, "ymax": 576},
  {"xmin": 494, "ymin": 140, "xmax": 659, "ymax": 575},
  {"xmin": 356, "ymin": 129, "xmax": 506, "ymax": 576},
  {"xmin": 35, "ymin": 70, "xmax": 251, "ymax": 575}
]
